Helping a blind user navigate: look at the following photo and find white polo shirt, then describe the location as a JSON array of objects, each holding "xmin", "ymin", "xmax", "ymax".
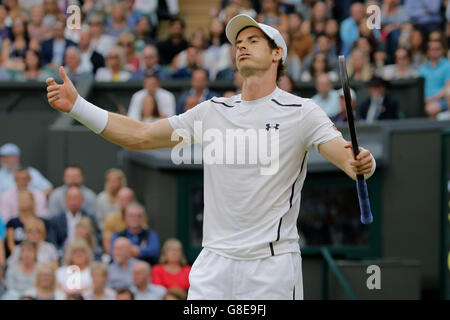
[{"xmin": 168, "ymin": 87, "xmax": 341, "ymax": 260}]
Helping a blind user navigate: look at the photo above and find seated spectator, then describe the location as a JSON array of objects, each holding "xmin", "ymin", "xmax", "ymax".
[
  {"xmin": 358, "ymin": 76, "xmax": 399, "ymax": 123},
  {"xmin": 1, "ymin": 17, "xmax": 28, "ymax": 71},
  {"xmin": 176, "ymin": 68, "xmax": 218, "ymax": 115},
  {"xmin": 47, "ymin": 164, "xmax": 96, "ymax": 218},
  {"xmin": 27, "ymin": 5, "xmax": 49, "ymax": 43},
  {"xmin": 325, "ymin": 19, "xmax": 340, "ymax": 57},
  {"xmin": 127, "ymin": 73, "xmax": 176, "ymax": 119},
  {"xmin": 135, "ymin": 16, "xmax": 156, "ymax": 53},
  {"xmin": 95, "ymin": 46, "xmax": 131, "ymax": 82},
  {"xmin": 77, "ymin": 29, "xmax": 104, "ymax": 76},
  {"xmin": 0, "ymin": 167, "xmax": 47, "ymax": 222},
  {"xmin": 116, "ymin": 287, "xmax": 134, "ymax": 300},
  {"xmin": 300, "ymin": 52, "xmax": 338, "ymax": 82},
  {"xmin": 118, "ymin": 0, "xmax": 142, "ymax": 30},
  {"xmin": 140, "ymin": 94, "xmax": 164, "ymax": 123},
  {"xmin": 339, "ymin": 2, "xmax": 365, "ymax": 56},
  {"xmin": 380, "ymin": 0, "xmax": 409, "ymax": 62},
  {"xmin": 7, "ymin": 218, "xmax": 58, "ymax": 269},
  {"xmin": 40, "ymin": 18, "xmax": 77, "ymax": 69},
  {"xmin": 312, "ymin": 73, "xmax": 340, "ymax": 118},
  {"xmin": 62, "ymin": 47, "xmax": 93, "ymax": 83},
  {"xmin": 157, "ymin": 17, "xmax": 188, "ymax": 66},
  {"xmin": 83, "ymin": 262, "xmax": 116, "ymax": 300},
  {"xmin": 418, "ymin": 39, "xmax": 450, "ymax": 118},
  {"xmin": 131, "ymin": 260, "xmax": 166, "ymax": 300},
  {"xmin": 163, "ymin": 287, "xmax": 188, "ymax": 300},
  {"xmin": 104, "ymin": 2, "xmax": 132, "ymax": 39},
  {"xmin": 332, "ymin": 88, "xmax": 357, "ymax": 124},
  {"xmin": 218, "ymin": 0, "xmax": 257, "ymax": 23},
  {"xmin": 131, "ymin": 45, "xmax": 171, "ymax": 81},
  {"xmin": 107, "ymin": 237, "xmax": 138, "ymax": 290},
  {"xmin": 307, "ymin": 0, "xmax": 332, "ymax": 38},
  {"xmin": 110, "ymin": 203, "xmax": 160, "ymax": 265},
  {"xmin": 96, "ymin": 168, "xmax": 127, "ymax": 231},
  {"xmin": 88, "ymin": 14, "xmax": 115, "ymax": 59},
  {"xmin": 281, "ymin": 31, "xmax": 301, "ymax": 82},
  {"xmin": 42, "ymin": 0, "xmax": 61, "ymax": 32},
  {"xmin": 0, "ymin": 143, "xmax": 52, "ymax": 196},
  {"xmin": 151, "ymin": 238, "xmax": 190, "ymax": 291},
  {"xmin": 73, "ymin": 217, "xmax": 103, "ymax": 262},
  {"xmin": 257, "ymin": 0, "xmax": 288, "ymax": 33},
  {"xmin": 347, "ymin": 48, "xmax": 373, "ymax": 82},
  {"xmin": 23, "ymin": 262, "xmax": 64, "ymax": 300},
  {"xmin": 382, "ymin": 47, "xmax": 418, "ymax": 80},
  {"xmin": 50, "ymin": 185, "xmax": 99, "ymax": 253},
  {"xmin": 407, "ymin": 27, "xmax": 427, "ymax": 69},
  {"xmin": 103, "ymin": 188, "xmax": 139, "ymax": 255},
  {"xmin": 117, "ymin": 32, "xmax": 140, "ymax": 72},
  {"xmin": 4, "ymin": 240, "xmax": 38, "ymax": 299},
  {"xmin": 6, "ymin": 190, "xmax": 43, "ymax": 254},
  {"xmin": 278, "ymin": 73, "xmax": 294, "ymax": 93},
  {"xmin": 203, "ymin": 17, "xmax": 229, "ymax": 80},
  {"xmin": 172, "ymin": 45, "xmax": 206, "ymax": 79},
  {"xmin": 405, "ymin": 0, "xmax": 442, "ymax": 34},
  {"xmin": 56, "ymin": 239, "xmax": 93, "ymax": 297},
  {"xmin": 302, "ymin": 34, "xmax": 338, "ymax": 75},
  {"xmin": 13, "ymin": 49, "xmax": 53, "ymax": 81}
]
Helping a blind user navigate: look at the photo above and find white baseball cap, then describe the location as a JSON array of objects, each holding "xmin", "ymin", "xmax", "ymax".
[
  {"xmin": 0, "ymin": 143, "xmax": 21, "ymax": 156},
  {"xmin": 225, "ymin": 14, "xmax": 287, "ymax": 64}
]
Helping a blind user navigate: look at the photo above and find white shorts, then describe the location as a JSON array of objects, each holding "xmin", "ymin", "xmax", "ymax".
[{"xmin": 187, "ymin": 248, "xmax": 303, "ymax": 300}]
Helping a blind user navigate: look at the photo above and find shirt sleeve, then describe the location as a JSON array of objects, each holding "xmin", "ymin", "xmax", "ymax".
[
  {"xmin": 302, "ymin": 101, "xmax": 343, "ymax": 152},
  {"xmin": 167, "ymin": 100, "xmax": 211, "ymax": 144}
]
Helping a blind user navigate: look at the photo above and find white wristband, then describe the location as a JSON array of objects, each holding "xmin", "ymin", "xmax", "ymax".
[
  {"xmin": 68, "ymin": 95, "xmax": 109, "ymax": 134},
  {"xmin": 364, "ymin": 155, "xmax": 376, "ymax": 180}
]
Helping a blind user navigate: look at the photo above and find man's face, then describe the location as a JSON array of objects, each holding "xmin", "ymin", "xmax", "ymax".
[
  {"xmin": 65, "ymin": 49, "xmax": 80, "ymax": 70},
  {"xmin": 186, "ymin": 47, "xmax": 199, "ymax": 67},
  {"xmin": 191, "ymin": 70, "xmax": 208, "ymax": 91},
  {"xmin": 117, "ymin": 188, "xmax": 134, "ymax": 210},
  {"xmin": 15, "ymin": 170, "xmax": 31, "ymax": 189},
  {"xmin": 132, "ymin": 264, "xmax": 148, "ymax": 287},
  {"xmin": 79, "ymin": 30, "xmax": 91, "ymax": 49},
  {"xmin": 428, "ymin": 41, "xmax": 443, "ymax": 60},
  {"xmin": 64, "ymin": 167, "xmax": 83, "ymax": 187},
  {"xmin": 316, "ymin": 74, "xmax": 331, "ymax": 94},
  {"xmin": 53, "ymin": 21, "xmax": 65, "ymax": 39},
  {"xmin": 125, "ymin": 206, "xmax": 144, "ymax": 229},
  {"xmin": 235, "ymin": 27, "xmax": 278, "ymax": 78},
  {"xmin": 1, "ymin": 155, "xmax": 20, "ymax": 170},
  {"xmin": 65, "ymin": 187, "xmax": 83, "ymax": 213},
  {"xmin": 170, "ymin": 21, "xmax": 183, "ymax": 37},
  {"xmin": 144, "ymin": 77, "xmax": 159, "ymax": 94},
  {"xmin": 113, "ymin": 239, "xmax": 131, "ymax": 263},
  {"xmin": 142, "ymin": 47, "xmax": 158, "ymax": 69},
  {"xmin": 368, "ymin": 85, "xmax": 385, "ymax": 98}
]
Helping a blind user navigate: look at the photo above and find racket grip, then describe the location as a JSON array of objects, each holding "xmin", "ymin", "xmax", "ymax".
[{"xmin": 356, "ymin": 176, "xmax": 373, "ymax": 224}]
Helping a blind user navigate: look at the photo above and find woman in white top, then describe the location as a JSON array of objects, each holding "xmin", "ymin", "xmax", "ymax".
[
  {"xmin": 95, "ymin": 46, "xmax": 131, "ymax": 82},
  {"xmin": 56, "ymin": 239, "xmax": 93, "ymax": 297}
]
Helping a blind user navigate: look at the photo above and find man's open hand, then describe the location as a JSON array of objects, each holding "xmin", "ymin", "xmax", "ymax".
[{"xmin": 46, "ymin": 66, "xmax": 78, "ymax": 113}]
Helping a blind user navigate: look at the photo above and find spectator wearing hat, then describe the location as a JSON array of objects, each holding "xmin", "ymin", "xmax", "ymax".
[
  {"xmin": 0, "ymin": 143, "xmax": 53, "ymax": 196},
  {"xmin": 358, "ymin": 76, "xmax": 400, "ymax": 123},
  {"xmin": 331, "ymin": 87, "xmax": 357, "ymax": 124}
]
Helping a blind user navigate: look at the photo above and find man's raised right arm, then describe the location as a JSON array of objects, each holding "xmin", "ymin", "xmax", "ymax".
[{"xmin": 46, "ymin": 66, "xmax": 179, "ymax": 151}]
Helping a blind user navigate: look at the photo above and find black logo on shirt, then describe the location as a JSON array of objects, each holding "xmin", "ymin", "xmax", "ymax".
[{"xmin": 265, "ymin": 123, "xmax": 280, "ymax": 131}]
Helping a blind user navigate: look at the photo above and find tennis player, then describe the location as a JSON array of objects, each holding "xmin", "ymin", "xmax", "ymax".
[{"xmin": 46, "ymin": 14, "xmax": 375, "ymax": 300}]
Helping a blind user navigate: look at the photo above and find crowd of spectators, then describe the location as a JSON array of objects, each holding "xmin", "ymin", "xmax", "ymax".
[
  {"xmin": 0, "ymin": 142, "xmax": 191, "ymax": 300},
  {"xmin": 0, "ymin": 0, "xmax": 449, "ymax": 120}
]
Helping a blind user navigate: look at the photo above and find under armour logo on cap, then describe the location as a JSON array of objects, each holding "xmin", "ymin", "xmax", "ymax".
[{"xmin": 266, "ymin": 123, "xmax": 280, "ymax": 131}]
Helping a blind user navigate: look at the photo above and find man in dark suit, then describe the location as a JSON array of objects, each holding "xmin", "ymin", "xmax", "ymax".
[
  {"xmin": 40, "ymin": 19, "xmax": 77, "ymax": 68},
  {"xmin": 358, "ymin": 76, "xmax": 399, "ymax": 122},
  {"xmin": 49, "ymin": 185, "xmax": 99, "ymax": 253}
]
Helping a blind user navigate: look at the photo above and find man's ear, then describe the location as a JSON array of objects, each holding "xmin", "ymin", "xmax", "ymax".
[{"xmin": 273, "ymin": 47, "xmax": 283, "ymax": 63}]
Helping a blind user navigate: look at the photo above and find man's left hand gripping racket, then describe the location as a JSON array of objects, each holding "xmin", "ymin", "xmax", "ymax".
[{"xmin": 338, "ymin": 55, "xmax": 373, "ymax": 225}]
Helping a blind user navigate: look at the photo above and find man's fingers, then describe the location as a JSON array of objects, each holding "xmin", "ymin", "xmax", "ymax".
[
  {"xmin": 59, "ymin": 66, "xmax": 69, "ymax": 83},
  {"xmin": 46, "ymin": 77, "xmax": 57, "ymax": 85},
  {"xmin": 47, "ymin": 85, "xmax": 59, "ymax": 92},
  {"xmin": 48, "ymin": 96, "xmax": 60, "ymax": 103},
  {"xmin": 47, "ymin": 91, "xmax": 59, "ymax": 99}
]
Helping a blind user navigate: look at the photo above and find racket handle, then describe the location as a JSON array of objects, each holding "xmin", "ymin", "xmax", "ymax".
[{"xmin": 356, "ymin": 176, "xmax": 373, "ymax": 224}]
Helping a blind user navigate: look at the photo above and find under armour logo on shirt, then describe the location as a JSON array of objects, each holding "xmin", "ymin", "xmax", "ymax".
[{"xmin": 266, "ymin": 123, "xmax": 280, "ymax": 131}]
